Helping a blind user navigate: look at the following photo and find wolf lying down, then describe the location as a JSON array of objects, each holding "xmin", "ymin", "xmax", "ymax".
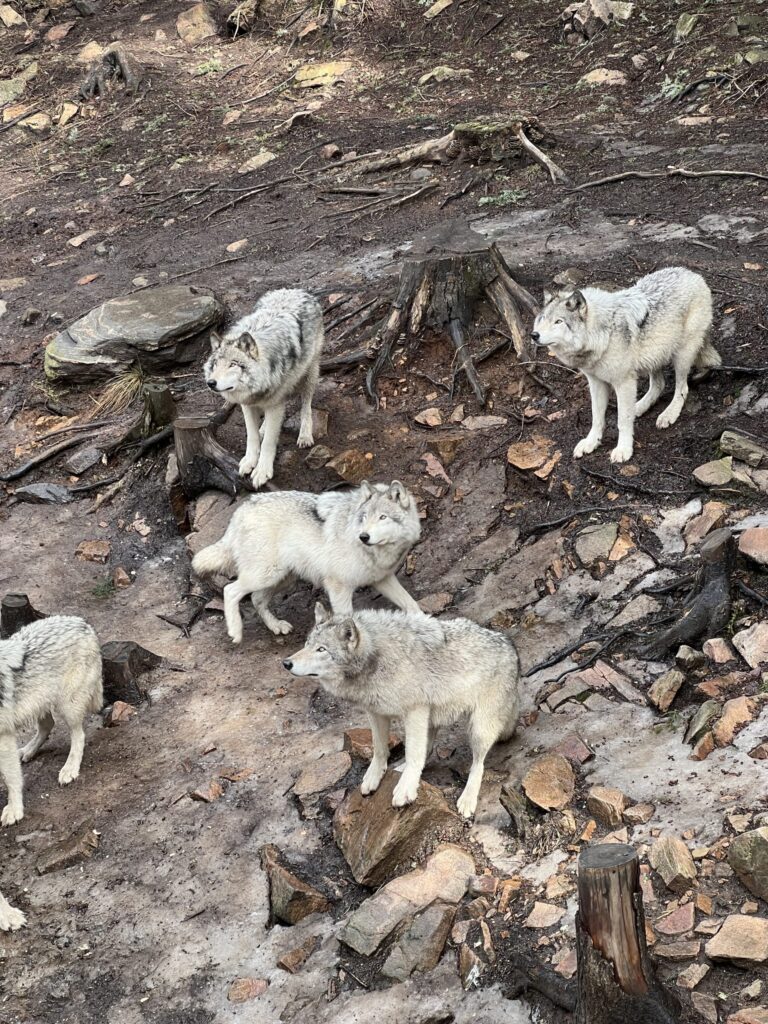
[{"xmin": 284, "ymin": 604, "xmax": 521, "ymax": 819}]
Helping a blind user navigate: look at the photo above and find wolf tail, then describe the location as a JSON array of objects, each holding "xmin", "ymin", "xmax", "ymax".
[
  {"xmin": 695, "ymin": 340, "xmax": 721, "ymax": 370},
  {"xmin": 192, "ymin": 539, "xmax": 235, "ymax": 578}
]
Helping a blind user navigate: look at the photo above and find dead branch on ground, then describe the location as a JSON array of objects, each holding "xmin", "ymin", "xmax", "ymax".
[{"xmin": 574, "ymin": 166, "xmax": 768, "ymax": 192}]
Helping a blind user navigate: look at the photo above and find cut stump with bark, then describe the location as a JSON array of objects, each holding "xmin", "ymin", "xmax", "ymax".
[
  {"xmin": 174, "ymin": 415, "xmax": 251, "ymax": 499},
  {"xmin": 101, "ymin": 640, "xmax": 162, "ymax": 706},
  {"xmin": 366, "ymin": 219, "xmax": 539, "ymax": 406},
  {"xmin": 1, "ymin": 593, "xmax": 44, "ymax": 639},
  {"xmin": 576, "ymin": 844, "xmax": 679, "ymax": 1024}
]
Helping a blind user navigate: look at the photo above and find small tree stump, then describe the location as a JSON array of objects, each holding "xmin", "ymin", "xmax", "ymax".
[
  {"xmin": 576, "ymin": 844, "xmax": 679, "ymax": 1024},
  {"xmin": 174, "ymin": 415, "xmax": 251, "ymax": 499},
  {"xmin": 366, "ymin": 219, "xmax": 539, "ymax": 406},
  {"xmin": 139, "ymin": 382, "xmax": 177, "ymax": 436},
  {"xmin": 1, "ymin": 594, "xmax": 43, "ymax": 639},
  {"xmin": 101, "ymin": 640, "xmax": 162, "ymax": 706}
]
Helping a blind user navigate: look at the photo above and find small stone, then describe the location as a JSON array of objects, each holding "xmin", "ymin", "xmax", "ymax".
[
  {"xmin": 459, "ymin": 943, "xmax": 485, "ymax": 989},
  {"xmin": 713, "ymin": 696, "xmax": 757, "ymax": 747},
  {"xmin": 464, "ymin": 415, "xmax": 507, "ymax": 430},
  {"xmin": 575, "ymin": 523, "xmax": 619, "ymax": 565},
  {"xmin": 237, "ymin": 151, "xmax": 277, "ymax": 175},
  {"xmin": 64, "ymin": 446, "xmax": 103, "ymax": 476},
  {"xmin": 728, "ymin": 828, "xmax": 768, "ymax": 902},
  {"xmin": 321, "ymin": 143, "xmax": 341, "ymax": 160},
  {"xmin": 685, "ymin": 700, "xmax": 721, "ymax": 745},
  {"xmin": 728, "ymin": 1009, "xmax": 768, "ymax": 1024},
  {"xmin": 648, "ymin": 669, "xmax": 685, "ymax": 712},
  {"xmin": 706, "ymin": 915, "xmax": 768, "ymax": 966},
  {"xmin": 741, "ymin": 981, "xmax": 763, "ymax": 999},
  {"xmin": 47, "ymin": 20, "xmax": 75, "ymax": 42},
  {"xmin": 75, "ymin": 540, "xmax": 111, "ymax": 563},
  {"xmin": 0, "ymin": 4, "xmax": 26, "ymax": 27},
  {"xmin": 113, "ymin": 567, "xmax": 131, "ymax": 589},
  {"xmin": 692, "ymin": 993, "xmax": 719, "ymax": 1023},
  {"xmin": 677, "ymin": 962, "xmax": 710, "ymax": 989},
  {"xmin": 177, "ymin": 3, "xmax": 218, "ymax": 44},
  {"xmin": 624, "ymin": 803, "xmax": 655, "ymax": 826},
  {"xmin": 67, "ymin": 230, "xmax": 99, "ymax": 249},
  {"xmin": 743, "ymin": 901, "xmax": 760, "ymax": 915},
  {"xmin": 650, "ymin": 836, "xmax": 697, "ymax": 893},
  {"xmin": 306, "ymin": 445, "xmax": 331, "ymax": 470},
  {"xmin": 506, "ymin": 434, "xmax": 554, "ymax": 470},
  {"xmin": 674, "ymin": 12, "xmax": 699, "ymax": 40},
  {"xmin": 77, "ymin": 41, "xmax": 104, "ymax": 64},
  {"xmin": 695, "ymin": 893, "xmax": 713, "ymax": 915},
  {"xmin": 654, "ymin": 940, "xmax": 701, "ymax": 961},
  {"xmin": 555, "ymin": 948, "xmax": 578, "ymax": 978},
  {"xmin": 587, "ymin": 785, "xmax": 629, "ymax": 827},
  {"xmin": 750, "ymin": 743, "xmax": 768, "ymax": 760},
  {"xmin": 694, "ymin": 457, "xmax": 734, "ymax": 487},
  {"xmin": 469, "ymin": 875, "xmax": 498, "ymax": 897},
  {"xmin": 104, "ymin": 701, "xmax": 136, "ymax": 727},
  {"xmin": 118, "ymin": 174, "xmax": 135, "ymax": 188},
  {"xmin": 293, "ymin": 752, "xmax": 352, "ymax": 796},
  {"xmin": 656, "ymin": 902, "xmax": 695, "ymax": 936},
  {"xmin": 189, "ymin": 779, "xmax": 224, "ymax": 802},
  {"xmin": 690, "ymin": 732, "xmax": 715, "ymax": 761},
  {"xmin": 260, "ymin": 845, "xmax": 330, "ymax": 925},
  {"xmin": 721, "ymin": 430, "xmax": 768, "ymax": 467},
  {"xmin": 415, "ymin": 407, "xmax": 443, "ymax": 428},
  {"xmin": 22, "ymin": 307, "xmax": 42, "ymax": 325},
  {"xmin": 733, "ymin": 621, "xmax": 768, "ymax": 669},
  {"xmin": 343, "ymin": 728, "xmax": 400, "ymax": 761},
  {"xmin": 36, "ymin": 823, "xmax": 100, "ymax": 875},
  {"xmin": 228, "ymin": 978, "xmax": 268, "ymax": 1002},
  {"xmin": 418, "ymin": 592, "xmax": 452, "ymax": 615},
  {"xmin": 277, "ymin": 935, "xmax": 320, "ymax": 974},
  {"xmin": 553, "ymin": 732, "xmax": 593, "ymax": 765},
  {"xmin": 380, "ymin": 902, "xmax": 456, "ymax": 981},
  {"xmin": 226, "ymin": 239, "xmax": 248, "ymax": 254},
  {"xmin": 326, "ymin": 448, "xmax": 370, "ymax": 485},
  {"xmin": 703, "ymin": 637, "xmax": 736, "ymax": 663},
  {"xmin": 740, "ymin": 528, "xmax": 768, "ymax": 567},
  {"xmin": 522, "ymin": 753, "xmax": 575, "ymax": 811},
  {"xmin": 14, "ymin": 483, "xmax": 72, "ymax": 505},
  {"xmin": 524, "ymin": 902, "xmax": 565, "ymax": 929},
  {"xmin": 579, "ymin": 68, "xmax": 627, "ymax": 87},
  {"xmin": 685, "ymin": 501, "xmax": 727, "ymax": 547},
  {"xmin": 676, "ymin": 646, "xmax": 706, "ymax": 670},
  {"xmin": 545, "ymin": 874, "xmax": 574, "ymax": 900}
]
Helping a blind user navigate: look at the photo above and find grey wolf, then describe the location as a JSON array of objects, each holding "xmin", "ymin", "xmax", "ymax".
[
  {"xmin": 192, "ymin": 481, "xmax": 422, "ymax": 643},
  {"xmin": 531, "ymin": 267, "xmax": 718, "ymax": 464},
  {"xmin": 283, "ymin": 605, "xmax": 520, "ymax": 818},
  {"xmin": 0, "ymin": 616, "xmax": 102, "ymax": 828},
  {"xmin": 0, "ymin": 890, "xmax": 25, "ymax": 931},
  {"xmin": 203, "ymin": 288, "xmax": 324, "ymax": 489}
]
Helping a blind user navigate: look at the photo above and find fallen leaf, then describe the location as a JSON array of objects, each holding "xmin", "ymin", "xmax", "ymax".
[{"xmin": 77, "ymin": 273, "xmax": 101, "ymax": 286}]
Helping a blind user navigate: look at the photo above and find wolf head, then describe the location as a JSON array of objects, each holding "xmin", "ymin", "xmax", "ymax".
[
  {"xmin": 203, "ymin": 330, "xmax": 273, "ymax": 404},
  {"xmin": 282, "ymin": 603, "xmax": 360, "ymax": 680},
  {"xmin": 354, "ymin": 480, "xmax": 420, "ymax": 549},
  {"xmin": 531, "ymin": 289, "xmax": 589, "ymax": 359}
]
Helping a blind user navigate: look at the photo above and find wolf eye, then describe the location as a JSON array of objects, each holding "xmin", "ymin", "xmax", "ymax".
[
  {"xmin": 555, "ymin": 319, "xmax": 563, "ymax": 325},
  {"xmin": 316, "ymin": 646, "xmax": 326, "ymax": 653},
  {"xmin": 379, "ymin": 514, "xmax": 388, "ymax": 520}
]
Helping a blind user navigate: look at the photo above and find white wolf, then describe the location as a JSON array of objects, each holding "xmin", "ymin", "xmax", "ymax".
[
  {"xmin": 0, "ymin": 616, "xmax": 102, "ymax": 828},
  {"xmin": 203, "ymin": 289, "xmax": 324, "ymax": 489},
  {"xmin": 192, "ymin": 480, "xmax": 422, "ymax": 643},
  {"xmin": 284, "ymin": 605, "xmax": 520, "ymax": 818},
  {"xmin": 531, "ymin": 267, "xmax": 719, "ymax": 464}
]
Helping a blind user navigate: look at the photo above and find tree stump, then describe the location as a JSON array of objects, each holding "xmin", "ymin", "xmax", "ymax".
[
  {"xmin": 174, "ymin": 415, "xmax": 252, "ymax": 499},
  {"xmin": 366, "ymin": 219, "xmax": 539, "ymax": 406},
  {"xmin": 576, "ymin": 844, "xmax": 679, "ymax": 1024},
  {"xmin": 1, "ymin": 594, "xmax": 43, "ymax": 639},
  {"xmin": 453, "ymin": 114, "xmax": 570, "ymax": 185},
  {"xmin": 101, "ymin": 640, "xmax": 162, "ymax": 706},
  {"xmin": 641, "ymin": 528, "xmax": 735, "ymax": 659}
]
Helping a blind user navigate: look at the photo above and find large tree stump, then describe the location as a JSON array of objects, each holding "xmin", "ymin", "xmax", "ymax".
[
  {"xmin": 366, "ymin": 219, "xmax": 539, "ymax": 406},
  {"xmin": 174, "ymin": 415, "xmax": 251, "ymax": 499},
  {"xmin": 576, "ymin": 844, "xmax": 679, "ymax": 1024},
  {"xmin": 641, "ymin": 528, "xmax": 734, "ymax": 659},
  {"xmin": 1, "ymin": 594, "xmax": 43, "ymax": 639},
  {"xmin": 101, "ymin": 640, "xmax": 162, "ymax": 706}
]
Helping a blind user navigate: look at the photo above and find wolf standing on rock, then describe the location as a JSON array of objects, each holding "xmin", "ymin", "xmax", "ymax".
[
  {"xmin": 193, "ymin": 480, "xmax": 422, "ymax": 643},
  {"xmin": 203, "ymin": 288, "xmax": 324, "ymax": 489},
  {"xmin": 283, "ymin": 604, "xmax": 520, "ymax": 819},
  {"xmin": 0, "ymin": 616, "xmax": 103, "ymax": 828},
  {"xmin": 531, "ymin": 267, "xmax": 719, "ymax": 464}
]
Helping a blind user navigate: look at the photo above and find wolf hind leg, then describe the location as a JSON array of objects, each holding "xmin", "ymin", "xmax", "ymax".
[
  {"xmin": 392, "ymin": 706, "xmax": 430, "ymax": 807},
  {"xmin": 0, "ymin": 732, "xmax": 23, "ymax": 826},
  {"xmin": 250, "ymin": 585, "xmax": 293, "ymax": 636},
  {"xmin": 456, "ymin": 716, "xmax": 499, "ymax": 819},
  {"xmin": 223, "ymin": 578, "xmax": 252, "ymax": 644},
  {"xmin": 58, "ymin": 694, "xmax": 88, "ymax": 786},
  {"xmin": 656, "ymin": 352, "xmax": 693, "ymax": 429},
  {"xmin": 19, "ymin": 712, "xmax": 54, "ymax": 763},
  {"xmin": 297, "ymin": 361, "xmax": 320, "ymax": 448},
  {"xmin": 635, "ymin": 371, "xmax": 664, "ymax": 417}
]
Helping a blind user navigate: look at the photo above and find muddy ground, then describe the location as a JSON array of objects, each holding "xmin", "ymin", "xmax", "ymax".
[{"xmin": 2, "ymin": 1, "xmax": 768, "ymax": 1022}]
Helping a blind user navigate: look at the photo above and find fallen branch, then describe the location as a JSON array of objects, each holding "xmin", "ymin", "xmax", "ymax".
[
  {"xmin": 0, "ymin": 436, "xmax": 85, "ymax": 482},
  {"xmin": 0, "ymin": 106, "xmax": 42, "ymax": 135},
  {"xmin": 519, "ymin": 506, "xmax": 633, "ymax": 541},
  {"xmin": 580, "ymin": 467, "xmax": 690, "ymax": 497},
  {"xmin": 516, "ymin": 125, "xmax": 571, "ymax": 186},
  {"xmin": 356, "ymin": 131, "xmax": 457, "ymax": 175},
  {"xmin": 166, "ymin": 255, "xmax": 246, "ymax": 283},
  {"xmin": 573, "ymin": 166, "xmax": 768, "ymax": 192}
]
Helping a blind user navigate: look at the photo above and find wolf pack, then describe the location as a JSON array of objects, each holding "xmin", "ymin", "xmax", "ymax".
[{"xmin": 0, "ymin": 267, "xmax": 718, "ymax": 931}]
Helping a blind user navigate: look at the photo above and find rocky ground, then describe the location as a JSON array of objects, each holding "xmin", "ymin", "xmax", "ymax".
[{"xmin": 2, "ymin": 1, "xmax": 768, "ymax": 1022}]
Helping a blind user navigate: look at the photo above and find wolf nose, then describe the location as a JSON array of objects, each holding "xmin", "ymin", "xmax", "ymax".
[
  {"xmin": 282, "ymin": 659, "xmax": 293, "ymax": 671},
  {"xmin": 359, "ymin": 533, "xmax": 370, "ymax": 544},
  {"xmin": 530, "ymin": 331, "xmax": 540, "ymax": 343},
  {"xmin": 207, "ymin": 380, "xmax": 218, "ymax": 390}
]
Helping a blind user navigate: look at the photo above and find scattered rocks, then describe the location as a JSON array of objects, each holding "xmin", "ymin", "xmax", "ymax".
[
  {"xmin": 177, "ymin": 3, "xmax": 218, "ymax": 44},
  {"xmin": 380, "ymin": 902, "xmax": 456, "ymax": 981},
  {"xmin": 728, "ymin": 1009, "xmax": 768, "ymax": 1024},
  {"xmin": 578, "ymin": 68, "xmax": 628, "ymax": 87},
  {"xmin": 693, "ymin": 993, "xmax": 720, "ymax": 1023},
  {"xmin": 739, "ymin": 528, "xmax": 768, "ymax": 567},
  {"xmin": 334, "ymin": 770, "xmax": 461, "ymax": 886},
  {"xmin": 656, "ymin": 902, "xmax": 695, "ymax": 936},
  {"xmin": 624, "ymin": 803, "xmax": 655, "ymax": 826},
  {"xmin": 259, "ymin": 845, "xmax": 330, "ymax": 925},
  {"xmin": 685, "ymin": 700, "xmax": 721, "ymax": 746},
  {"xmin": 64, "ymin": 446, "xmax": 104, "ymax": 477},
  {"xmin": 293, "ymin": 751, "xmax": 352, "ymax": 797},
  {"xmin": 703, "ymin": 637, "xmax": 735, "ymax": 663},
  {"xmin": 418, "ymin": 592, "xmax": 452, "ymax": 614},
  {"xmin": 521, "ymin": 753, "xmax": 575, "ymax": 811},
  {"xmin": 189, "ymin": 779, "xmax": 224, "ymax": 803},
  {"xmin": 506, "ymin": 434, "xmax": 555, "ymax": 471},
  {"xmin": 685, "ymin": 501, "xmax": 727, "ymax": 548},
  {"xmin": 586, "ymin": 785, "xmax": 629, "ymax": 827},
  {"xmin": 713, "ymin": 697, "xmax": 758, "ymax": 747},
  {"xmin": 674, "ymin": 12, "xmax": 699, "ymax": 40},
  {"xmin": 0, "ymin": 4, "xmax": 26, "ymax": 27},
  {"xmin": 228, "ymin": 977, "xmax": 268, "ymax": 1002},
  {"xmin": 14, "ymin": 483, "xmax": 72, "ymax": 505},
  {"xmin": 524, "ymin": 902, "xmax": 565, "ymax": 929},
  {"xmin": 654, "ymin": 940, "xmax": 701, "ymax": 961},
  {"xmin": 45, "ymin": 285, "xmax": 222, "ymax": 382},
  {"xmin": 464, "ymin": 415, "xmax": 507, "ymax": 430},
  {"xmin": 553, "ymin": 732, "xmax": 594, "ymax": 765},
  {"xmin": 690, "ymin": 731, "xmax": 716, "ymax": 762},
  {"xmin": 721, "ymin": 430, "xmax": 768, "ymax": 468},
  {"xmin": 0, "ymin": 61, "xmax": 37, "ymax": 106},
  {"xmin": 326, "ymin": 449, "xmax": 371, "ymax": 485},
  {"xmin": 574, "ymin": 522, "xmax": 619, "ymax": 565},
  {"xmin": 677, "ymin": 962, "xmax": 710, "ymax": 989},
  {"xmin": 650, "ymin": 836, "xmax": 697, "ymax": 893},
  {"xmin": 226, "ymin": 239, "xmax": 248, "ymax": 254},
  {"xmin": 415, "ymin": 407, "xmax": 443, "ymax": 428},
  {"xmin": 648, "ymin": 669, "xmax": 685, "ymax": 712},
  {"xmin": 37, "ymin": 823, "xmax": 100, "ymax": 875},
  {"xmin": 340, "ymin": 844, "xmax": 473, "ymax": 955},
  {"xmin": 295, "ymin": 61, "xmax": 354, "ymax": 88},
  {"xmin": 728, "ymin": 828, "xmax": 768, "ymax": 902},
  {"xmin": 343, "ymin": 728, "xmax": 400, "ymax": 761},
  {"xmin": 733, "ymin": 621, "xmax": 768, "ymax": 669},
  {"xmin": 76, "ymin": 540, "xmax": 111, "ymax": 563},
  {"xmin": 104, "ymin": 701, "xmax": 136, "ymax": 727},
  {"xmin": 562, "ymin": 0, "xmax": 632, "ymax": 43},
  {"xmin": 694, "ymin": 457, "xmax": 734, "ymax": 488},
  {"xmin": 706, "ymin": 915, "xmax": 768, "ymax": 967},
  {"xmin": 238, "ymin": 151, "xmax": 277, "ymax": 175},
  {"xmin": 277, "ymin": 936, "xmax": 320, "ymax": 974}
]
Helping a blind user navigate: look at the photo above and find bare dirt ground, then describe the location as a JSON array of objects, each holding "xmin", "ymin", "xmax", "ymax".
[{"xmin": 2, "ymin": 1, "xmax": 768, "ymax": 1022}]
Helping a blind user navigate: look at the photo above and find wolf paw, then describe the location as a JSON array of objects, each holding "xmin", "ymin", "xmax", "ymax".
[
  {"xmin": 297, "ymin": 432, "xmax": 314, "ymax": 449},
  {"xmin": 456, "ymin": 790, "xmax": 478, "ymax": 820},
  {"xmin": 1, "ymin": 804, "xmax": 23, "ymax": 827},
  {"xmin": 392, "ymin": 777, "xmax": 419, "ymax": 807},
  {"xmin": 239, "ymin": 456, "xmax": 257, "ymax": 476},
  {"xmin": 360, "ymin": 764, "xmax": 386, "ymax": 796},
  {"xmin": 609, "ymin": 444, "xmax": 633, "ymax": 464},
  {"xmin": 655, "ymin": 410, "xmax": 679, "ymax": 430},
  {"xmin": 573, "ymin": 436, "xmax": 600, "ymax": 459},
  {"xmin": 269, "ymin": 619, "xmax": 293, "ymax": 636},
  {"xmin": 19, "ymin": 744, "xmax": 37, "ymax": 763},
  {"xmin": 0, "ymin": 905, "xmax": 27, "ymax": 931},
  {"xmin": 250, "ymin": 465, "xmax": 274, "ymax": 490},
  {"xmin": 58, "ymin": 764, "xmax": 79, "ymax": 786},
  {"xmin": 228, "ymin": 630, "xmax": 243, "ymax": 645}
]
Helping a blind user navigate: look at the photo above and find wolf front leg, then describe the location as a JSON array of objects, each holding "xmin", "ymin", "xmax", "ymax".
[
  {"xmin": 392, "ymin": 706, "xmax": 430, "ymax": 808},
  {"xmin": 610, "ymin": 377, "xmax": 637, "ymax": 464},
  {"xmin": 239, "ymin": 404, "xmax": 262, "ymax": 476},
  {"xmin": 324, "ymin": 580, "xmax": 355, "ymax": 617},
  {"xmin": 0, "ymin": 732, "xmax": 24, "ymax": 826},
  {"xmin": 360, "ymin": 713, "xmax": 391, "ymax": 795},
  {"xmin": 297, "ymin": 361, "xmax": 319, "ymax": 448},
  {"xmin": 251, "ymin": 403, "xmax": 285, "ymax": 489},
  {"xmin": 574, "ymin": 373, "xmax": 609, "ymax": 458},
  {"xmin": 375, "ymin": 574, "xmax": 422, "ymax": 615}
]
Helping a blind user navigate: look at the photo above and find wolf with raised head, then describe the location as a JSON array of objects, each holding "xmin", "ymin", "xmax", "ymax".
[
  {"xmin": 531, "ymin": 267, "xmax": 719, "ymax": 464},
  {"xmin": 283, "ymin": 605, "xmax": 520, "ymax": 819},
  {"xmin": 192, "ymin": 480, "xmax": 422, "ymax": 643},
  {"xmin": 0, "ymin": 616, "xmax": 103, "ymax": 828},
  {"xmin": 203, "ymin": 288, "xmax": 324, "ymax": 489}
]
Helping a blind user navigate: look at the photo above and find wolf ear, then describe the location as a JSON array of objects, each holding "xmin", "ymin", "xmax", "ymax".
[
  {"xmin": 314, "ymin": 602, "xmax": 330, "ymax": 625},
  {"xmin": 388, "ymin": 480, "xmax": 409, "ymax": 508},
  {"xmin": 565, "ymin": 290, "xmax": 587, "ymax": 315},
  {"xmin": 358, "ymin": 480, "xmax": 373, "ymax": 501},
  {"xmin": 209, "ymin": 330, "xmax": 223, "ymax": 351},
  {"xmin": 235, "ymin": 331, "xmax": 259, "ymax": 356},
  {"xmin": 340, "ymin": 619, "xmax": 360, "ymax": 649},
  {"xmin": 543, "ymin": 288, "xmax": 554, "ymax": 305}
]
